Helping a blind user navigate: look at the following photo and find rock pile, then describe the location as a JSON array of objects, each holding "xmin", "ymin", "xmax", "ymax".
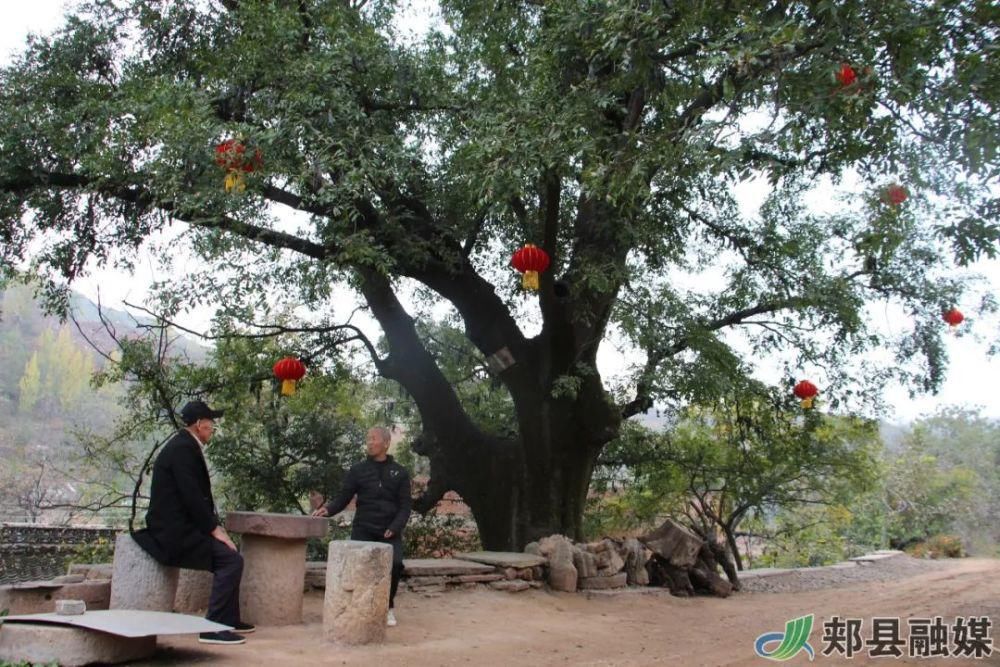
[
  {"xmin": 405, "ymin": 553, "xmax": 549, "ymax": 594},
  {"xmin": 526, "ymin": 535, "xmax": 650, "ymax": 592}
]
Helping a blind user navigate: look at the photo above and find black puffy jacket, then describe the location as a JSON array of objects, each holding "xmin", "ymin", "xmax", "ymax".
[{"xmin": 325, "ymin": 455, "xmax": 412, "ymax": 535}]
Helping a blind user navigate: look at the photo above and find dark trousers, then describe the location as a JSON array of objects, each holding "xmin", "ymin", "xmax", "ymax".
[
  {"xmin": 207, "ymin": 538, "xmax": 243, "ymax": 626},
  {"xmin": 351, "ymin": 525, "xmax": 404, "ymax": 608}
]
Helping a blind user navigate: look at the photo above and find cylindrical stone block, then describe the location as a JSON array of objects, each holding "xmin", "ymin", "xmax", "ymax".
[
  {"xmin": 239, "ymin": 535, "xmax": 308, "ymax": 625},
  {"xmin": 109, "ymin": 533, "xmax": 179, "ymax": 611},
  {"xmin": 323, "ymin": 540, "xmax": 392, "ymax": 645},
  {"xmin": 174, "ymin": 568, "xmax": 214, "ymax": 613},
  {"xmin": 0, "ymin": 622, "xmax": 156, "ymax": 667}
]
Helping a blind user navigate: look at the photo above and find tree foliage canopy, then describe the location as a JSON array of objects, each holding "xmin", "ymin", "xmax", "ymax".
[{"xmin": 2, "ymin": 0, "xmax": 998, "ymax": 546}]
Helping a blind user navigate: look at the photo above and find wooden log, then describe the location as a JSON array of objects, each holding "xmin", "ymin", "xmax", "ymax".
[{"xmin": 639, "ymin": 519, "xmax": 703, "ymax": 568}]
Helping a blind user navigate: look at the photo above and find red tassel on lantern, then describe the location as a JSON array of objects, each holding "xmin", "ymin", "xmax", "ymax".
[
  {"xmin": 215, "ymin": 138, "xmax": 263, "ymax": 193},
  {"xmin": 943, "ymin": 308, "xmax": 964, "ymax": 328},
  {"xmin": 510, "ymin": 244, "xmax": 551, "ymax": 291},
  {"xmin": 793, "ymin": 380, "xmax": 819, "ymax": 409},
  {"xmin": 835, "ymin": 63, "xmax": 857, "ymax": 87},
  {"xmin": 883, "ymin": 183, "xmax": 908, "ymax": 206},
  {"xmin": 273, "ymin": 357, "xmax": 307, "ymax": 396}
]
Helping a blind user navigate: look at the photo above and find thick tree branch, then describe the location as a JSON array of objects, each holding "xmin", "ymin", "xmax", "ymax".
[{"xmin": 621, "ymin": 296, "xmax": 809, "ymax": 418}]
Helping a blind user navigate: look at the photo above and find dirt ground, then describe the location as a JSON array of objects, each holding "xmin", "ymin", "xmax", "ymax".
[{"xmin": 144, "ymin": 557, "xmax": 1000, "ymax": 666}]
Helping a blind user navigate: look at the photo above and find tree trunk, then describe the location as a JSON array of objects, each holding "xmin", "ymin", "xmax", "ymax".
[
  {"xmin": 453, "ymin": 418, "xmax": 604, "ymax": 550},
  {"xmin": 722, "ymin": 521, "xmax": 745, "ymax": 571}
]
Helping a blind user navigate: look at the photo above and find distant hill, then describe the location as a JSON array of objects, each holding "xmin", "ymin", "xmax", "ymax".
[
  {"xmin": 0, "ymin": 282, "xmax": 210, "ymax": 522},
  {"xmin": 0, "ymin": 281, "xmax": 207, "ymax": 442}
]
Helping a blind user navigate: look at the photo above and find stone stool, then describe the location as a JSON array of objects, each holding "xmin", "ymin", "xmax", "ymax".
[
  {"xmin": 109, "ymin": 533, "xmax": 178, "ymax": 611},
  {"xmin": 225, "ymin": 511, "xmax": 328, "ymax": 626},
  {"xmin": 173, "ymin": 569, "xmax": 214, "ymax": 613},
  {"xmin": 323, "ymin": 541, "xmax": 392, "ymax": 645}
]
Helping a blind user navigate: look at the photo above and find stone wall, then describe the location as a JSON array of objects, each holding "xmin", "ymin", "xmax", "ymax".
[{"xmin": 0, "ymin": 524, "xmax": 118, "ymax": 584}]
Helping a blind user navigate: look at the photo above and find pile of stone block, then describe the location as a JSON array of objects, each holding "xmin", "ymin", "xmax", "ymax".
[
  {"xmin": 404, "ymin": 553, "xmax": 547, "ymax": 594},
  {"xmin": 526, "ymin": 535, "xmax": 650, "ymax": 592}
]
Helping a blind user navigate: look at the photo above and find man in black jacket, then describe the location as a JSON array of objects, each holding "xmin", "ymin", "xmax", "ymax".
[
  {"xmin": 132, "ymin": 400, "xmax": 253, "ymax": 645},
  {"xmin": 313, "ymin": 426, "xmax": 411, "ymax": 626}
]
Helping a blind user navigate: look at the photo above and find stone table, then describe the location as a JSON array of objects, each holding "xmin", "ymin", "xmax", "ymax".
[{"xmin": 225, "ymin": 511, "xmax": 328, "ymax": 626}]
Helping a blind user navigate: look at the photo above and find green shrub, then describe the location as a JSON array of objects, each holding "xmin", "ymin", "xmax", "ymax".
[
  {"xmin": 64, "ymin": 535, "xmax": 115, "ymax": 568},
  {"xmin": 909, "ymin": 534, "xmax": 965, "ymax": 559}
]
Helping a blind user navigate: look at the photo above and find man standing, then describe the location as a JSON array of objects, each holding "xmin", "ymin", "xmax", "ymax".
[
  {"xmin": 132, "ymin": 400, "xmax": 254, "ymax": 645},
  {"xmin": 313, "ymin": 426, "xmax": 411, "ymax": 626}
]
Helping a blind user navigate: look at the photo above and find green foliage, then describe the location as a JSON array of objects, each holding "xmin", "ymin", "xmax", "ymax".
[
  {"xmin": 305, "ymin": 525, "xmax": 351, "ymax": 562},
  {"xmin": 752, "ymin": 505, "xmax": 857, "ymax": 568},
  {"xmin": 910, "ymin": 534, "xmax": 966, "ymax": 559},
  {"xmin": 1, "ymin": 0, "xmax": 998, "ymax": 546},
  {"xmin": 843, "ymin": 406, "xmax": 995, "ymax": 554},
  {"xmin": 596, "ymin": 381, "xmax": 881, "ymax": 567},
  {"xmin": 65, "ymin": 534, "xmax": 115, "ymax": 567},
  {"xmin": 201, "ymin": 329, "xmax": 373, "ymax": 513}
]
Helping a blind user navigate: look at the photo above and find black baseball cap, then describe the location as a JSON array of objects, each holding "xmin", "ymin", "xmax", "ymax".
[{"xmin": 179, "ymin": 400, "xmax": 225, "ymax": 425}]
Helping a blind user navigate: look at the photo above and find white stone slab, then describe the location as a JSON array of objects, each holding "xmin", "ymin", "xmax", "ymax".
[
  {"xmin": 454, "ymin": 551, "xmax": 548, "ymax": 568},
  {"xmin": 3, "ymin": 610, "xmax": 230, "ymax": 637},
  {"xmin": 848, "ymin": 552, "xmax": 903, "ymax": 563}
]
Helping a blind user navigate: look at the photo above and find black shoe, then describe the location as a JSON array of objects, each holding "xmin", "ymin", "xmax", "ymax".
[
  {"xmin": 199, "ymin": 631, "xmax": 247, "ymax": 645},
  {"xmin": 233, "ymin": 621, "xmax": 256, "ymax": 634}
]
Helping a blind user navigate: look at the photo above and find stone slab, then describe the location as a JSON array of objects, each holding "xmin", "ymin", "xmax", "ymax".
[
  {"xmin": 0, "ymin": 622, "xmax": 156, "ymax": 667},
  {"xmin": 55, "ymin": 600, "xmax": 87, "ymax": 615},
  {"xmin": 454, "ymin": 551, "xmax": 548, "ymax": 568},
  {"xmin": 0, "ymin": 580, "xmax": 111, "ymax": 615},
  {"xmin": 225, "ymin": 511, "xmax": 329, "ymax": 539},
  {"xmin": 68, "ymin": 563, "xmax": 114, "ymax": 580},
  {"xmin": 455, "ymin": 574, "xmax": 505, "ymax": 583},
  {"xmin": 2, "ymin": 610, "xmax": 230, "ymax": 637},
  {"xmin": 403, "ymin": 558, "xmax": 495, "ymax": 577},
  {"xmin": 578, "ymin": 572, "xmax": 628, "ymax": 590},
  {"xmin": 406, "ymin": 575, "xmax": 450, "ymax": 586},
  {"xmin": 849, "ymin": 552, "xmax": 904, "ymax": 563},
  {"xmin": 489, "ymin": 580, "xmax": 531, "ymax": 592},
  {"xmin": 738, "ymin": 567, "xmax": 794, "ymax": 579}
]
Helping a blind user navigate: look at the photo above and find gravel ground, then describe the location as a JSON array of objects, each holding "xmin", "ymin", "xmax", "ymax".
[{"xmin": 737, "ymin": 554, "xmax": 952, "ymax": 594}]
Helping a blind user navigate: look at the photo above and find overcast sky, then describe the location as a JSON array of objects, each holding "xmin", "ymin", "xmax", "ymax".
[{"xmin": 3, "ymin": 1, "xmax": 999, "ymax": 423}]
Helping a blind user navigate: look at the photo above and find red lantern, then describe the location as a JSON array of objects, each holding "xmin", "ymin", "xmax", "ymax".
[
  {"xmin": 510, "ymin": 244, "xmax": 550, "ymax": 291},
  {"xmin": 273, "ymin": 357, "xmax": 306, "ymax": 396},
  {"xmin": 793, "ymin": 380, "xmax": 819, "ymax": 409},
  {"xmin": 214, "ymin": 138, "xmax": 263, "ymax": 193},
  {"xmin": 835, "ymin": 63, "xmax": 857, "ymax": 87},
  {"xmin": 883, "ymin": 183, "xmax": 908, "ymax": 206},
  {"xmin": 943, "ymin": 308, "xmax": 964, "ymax": 328}
]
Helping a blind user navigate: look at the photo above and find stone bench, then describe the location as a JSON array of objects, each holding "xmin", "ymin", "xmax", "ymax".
[
  {"xmin": 323, "ymin": 540, "xmax": 392, "ymax": 645},
  {"xmin": 0, "ymin": 609, "xmax": 229, "ymax": 667},
  {"xmin": 0, "ymin": 579, "xmax": 111, "ymax": 615},
  {"xmin": 109, "ymin": 533, "xmax": 178, "ymax": 611},
  {"xmin": 225, "ymin": 511, "xmax": 328, "ymax": 626},
  {"xmin": 0, "ymin": 622, "xmax": 155, "ymax": 667}
]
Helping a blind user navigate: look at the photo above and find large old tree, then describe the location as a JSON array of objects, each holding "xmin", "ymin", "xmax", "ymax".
[{"xmin": 1, "ymin": 0, "xmax": 997, "ymax": 548}]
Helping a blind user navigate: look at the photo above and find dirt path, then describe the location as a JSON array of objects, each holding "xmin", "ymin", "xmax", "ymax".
[{"xmin": 145, "ymin": 557, "xmax": 1000, "ymax": 666}]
